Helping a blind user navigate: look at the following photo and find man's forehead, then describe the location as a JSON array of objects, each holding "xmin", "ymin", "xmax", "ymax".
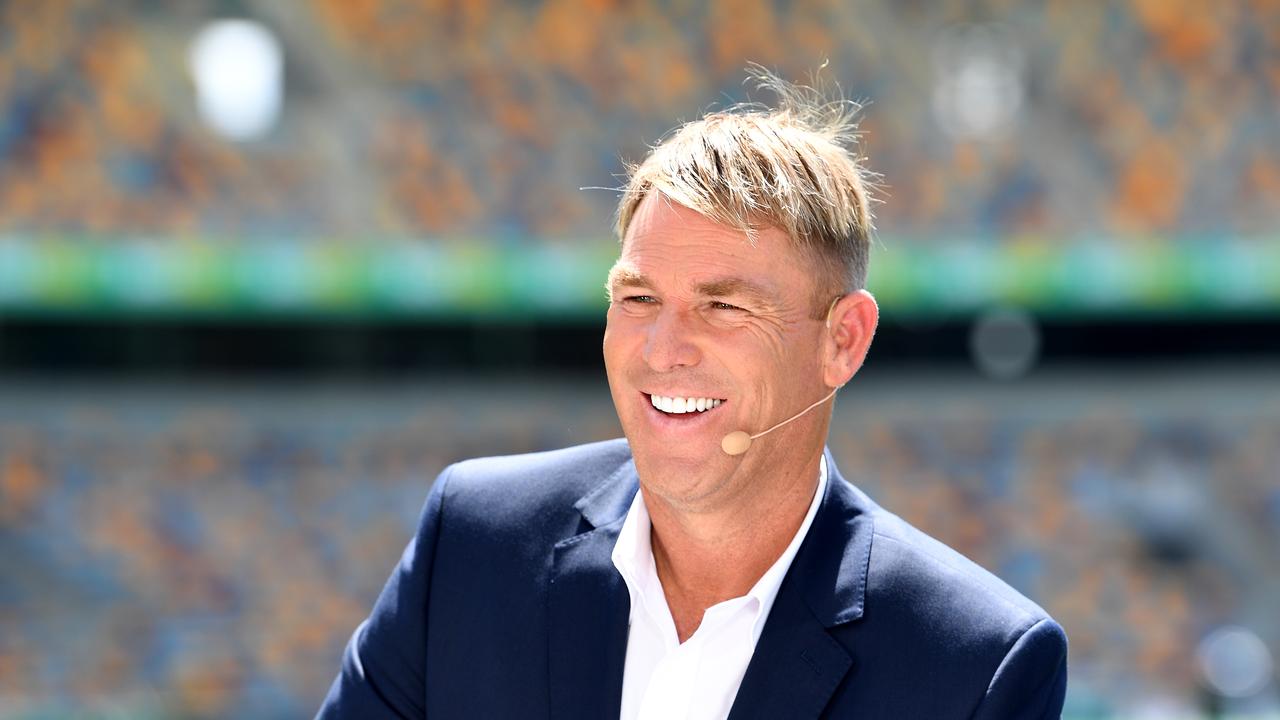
[
  {"xmin": 611, "ymin": 196, "xmax": 808, "ymax": 304},
  {"xmin": 627, "ymin": 191, "xmax": 785, "ymax": 241}
]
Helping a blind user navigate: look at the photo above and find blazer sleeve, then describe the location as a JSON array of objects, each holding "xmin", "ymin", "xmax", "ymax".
[
  {"xmin": 315, "ymin": 465, "xmax": 454, "ymax": 719},
  {"xmin": 969, "ymin": 617, "xmax": 1069, "ymax": 720}
]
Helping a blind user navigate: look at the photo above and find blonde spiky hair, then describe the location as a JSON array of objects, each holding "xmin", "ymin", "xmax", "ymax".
[{"xmin": 615, "ymin": 65, "xmax": 877, "ymax": 317}]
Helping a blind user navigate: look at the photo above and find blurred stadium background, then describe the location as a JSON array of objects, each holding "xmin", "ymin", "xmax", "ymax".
[{"xmin": 0, "ymin": 1, "xmax": 1278, "ymax": 718}]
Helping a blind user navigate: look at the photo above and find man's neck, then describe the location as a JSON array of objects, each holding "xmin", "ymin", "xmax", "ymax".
[{"xmin": 643, "ymin": 452, "xmax": 823, "ymax": 642}]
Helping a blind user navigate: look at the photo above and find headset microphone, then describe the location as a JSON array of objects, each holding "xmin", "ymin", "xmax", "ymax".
[{"xmin": 720, "ymin": 384, "xmax": 843, "ymax": 456}]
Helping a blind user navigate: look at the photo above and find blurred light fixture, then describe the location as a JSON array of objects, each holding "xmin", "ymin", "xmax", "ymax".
[
  {"xmin": 969, "ymin": 306, "xmax": 1040, "ymax": 379},
  {"xmin": 1198, "ymin": 625, "xmax": 1274, "ymax": 699},
  {"xmin": 932, "ymin": 24, "xmax": 1025, "ymax": 139},
  {"xmin": 189, "ymin": 19, "xmax": 283, "ymax": 141}
]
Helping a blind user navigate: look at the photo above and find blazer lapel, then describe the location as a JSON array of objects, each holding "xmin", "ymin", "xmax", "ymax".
[
  {"xmin": 727, "ymin": 579, "xmax": 854, "ymax": 720},
  {"xmin": 547, "ymin": 459, "xmax": 638, "ymax": 720},
  {"xmin": 728, "ymin": 449, "xmax": 876, "ymax": 720}
]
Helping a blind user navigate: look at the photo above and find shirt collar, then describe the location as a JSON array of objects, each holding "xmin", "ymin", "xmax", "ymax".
[{"xmin": 610, "ymin": 455, "xmax": 829, "ymax": 642}]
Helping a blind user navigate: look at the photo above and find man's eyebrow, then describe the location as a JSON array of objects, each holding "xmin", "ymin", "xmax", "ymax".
[
  {"xmin": 695, "ymin": 277, "xmax": 778, "ymax": 305},
  {"xmin": 606, "ymin": 268, "xmax": 779, "ymax": 306},
  {"xmin": 607, "ymin": 267, "xmax": 651, "ymax": 289}
]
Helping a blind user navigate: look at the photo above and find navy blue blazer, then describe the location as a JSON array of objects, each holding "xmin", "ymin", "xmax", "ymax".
[{"xmin": 317, "ymin": 439, "xmax": 1067, "ymax": 719}]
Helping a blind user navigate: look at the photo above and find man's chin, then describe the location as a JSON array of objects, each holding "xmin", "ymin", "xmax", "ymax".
[{"xmin": 628, "ymin": 441, "xmax": 731, "ymax": 501}]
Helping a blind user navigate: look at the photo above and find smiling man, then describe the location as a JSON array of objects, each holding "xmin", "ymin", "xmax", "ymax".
[{"xmin": 318, "ymin": 71, "xmax": 1068, "ymax": 720}]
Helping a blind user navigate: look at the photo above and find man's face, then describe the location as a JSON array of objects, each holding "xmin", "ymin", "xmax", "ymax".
[{"xmin": 603, "ymin": 194, "xmax": 835, "ymax": 509}]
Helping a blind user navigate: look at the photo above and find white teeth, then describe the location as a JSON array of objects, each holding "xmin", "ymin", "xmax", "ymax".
[{"xmin": 650, "ymin": 395, "xmax": 725, "ymax": 414}]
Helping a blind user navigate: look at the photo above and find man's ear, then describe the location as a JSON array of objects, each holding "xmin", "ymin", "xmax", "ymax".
[{"xmin": 823, "ymin": 290, "xmax": 878, "ymax": 388}]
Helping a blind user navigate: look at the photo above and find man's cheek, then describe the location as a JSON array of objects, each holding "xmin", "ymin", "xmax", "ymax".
[{"xmin": 736, "ymin": 323, "xmax": 790, "ymax": 362}]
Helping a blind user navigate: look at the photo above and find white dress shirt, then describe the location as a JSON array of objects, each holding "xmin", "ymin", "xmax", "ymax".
[{"xmin": 610, "ymin": 456, "xmax": 828, "ymax": 720}]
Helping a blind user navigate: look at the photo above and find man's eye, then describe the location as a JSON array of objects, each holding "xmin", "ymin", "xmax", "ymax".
[
  {"xmin": 711, "ymin": 301, "xmax": 745, "ymax": 312},
  {"xmin": 620, "ymin": 295, "xmax": 657, "ymax": 304}
]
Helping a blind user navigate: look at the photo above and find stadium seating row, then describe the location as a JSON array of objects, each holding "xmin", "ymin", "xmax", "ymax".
[{"xmin": 0, "ymin": 0, "xmax": 1276, "ymax": 241}]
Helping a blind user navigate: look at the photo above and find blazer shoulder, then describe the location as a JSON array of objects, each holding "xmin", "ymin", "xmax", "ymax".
[
  {"xmin": 865, "ymin": 506, "xmax": 1055, "ymax": 639},
  {"xmin": 438, "ymin": 438, "xmax": 634, "ymax": 531},
  {"xmin": 831, "ymin": 503, "xmax": 1067, "ymax": 716}
]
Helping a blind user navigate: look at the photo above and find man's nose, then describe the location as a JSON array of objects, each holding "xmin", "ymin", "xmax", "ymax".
[{"xmin": 643, "ymin": 307, "xmax": 702, "ymax": 372}]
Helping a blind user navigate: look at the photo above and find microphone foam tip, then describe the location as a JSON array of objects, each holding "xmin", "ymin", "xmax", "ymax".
[{"xmin": 721, "ymin": 431, "xmax": 752, "ymax": 456}]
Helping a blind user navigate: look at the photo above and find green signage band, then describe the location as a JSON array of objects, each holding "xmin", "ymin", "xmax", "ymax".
[{"xmin": 0, "ymin": 237, "xmax": 1276, "ymax": 319}]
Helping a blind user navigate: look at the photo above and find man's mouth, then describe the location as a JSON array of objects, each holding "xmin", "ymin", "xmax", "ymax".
[{"xmin": 648, "ymin": 394, "xmax": 726, "ymax": 415}]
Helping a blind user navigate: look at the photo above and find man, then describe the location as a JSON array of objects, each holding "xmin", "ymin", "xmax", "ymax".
[{"xmin": 318, "ymin": 71, "xmax": 1067, "ymax": 719}]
